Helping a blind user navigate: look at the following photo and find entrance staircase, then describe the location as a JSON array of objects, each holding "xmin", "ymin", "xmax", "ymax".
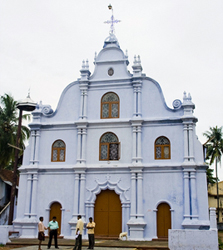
[{"xmin": 7, "ymin": 238, "xmax": 169, "ymax": 250}]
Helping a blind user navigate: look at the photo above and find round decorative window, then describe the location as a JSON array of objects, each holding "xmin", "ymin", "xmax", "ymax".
[{"xmin": 108, "ymin": 68, "xmax": 114, "ymax": 76}]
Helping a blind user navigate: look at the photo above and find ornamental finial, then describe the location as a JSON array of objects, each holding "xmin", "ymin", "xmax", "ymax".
[{"xmin": 104, "ymin": 4, "xmax": 121, "ymax": 35}]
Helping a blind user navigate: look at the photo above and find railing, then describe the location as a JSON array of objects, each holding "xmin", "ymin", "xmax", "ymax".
[{"xmin": 0, "ymin": 202, "xmax": 10, "ymax": 225}]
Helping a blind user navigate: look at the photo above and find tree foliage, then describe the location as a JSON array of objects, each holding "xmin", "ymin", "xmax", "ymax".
[
  {"xmin": 204, "ymin": 126, "xmax": 223, "ymax": 222},
  {"xmin": 0, "ymin": 93, "xmax": 30, "ymax": 170},
  {"xmin": 204, "ymin": 126, "xmax": 223, "ymax": 166},
  {"xmin": 206, "ymin": 168, "xmax": 217, "ymax": 186}
]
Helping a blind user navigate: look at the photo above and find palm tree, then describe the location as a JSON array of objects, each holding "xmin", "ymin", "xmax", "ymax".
[
  {"xmin": 203, "ymin": 126, "xmax": 223, "ymax": 222},
  {"xmin": 0, "ymin": 93, "xmax": 30, "ymax": 170}
]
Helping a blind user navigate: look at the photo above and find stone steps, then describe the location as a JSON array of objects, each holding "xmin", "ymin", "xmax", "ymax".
[{"xmin": 7, "ymin": 238, "xmax": 169, "ymax": 250}]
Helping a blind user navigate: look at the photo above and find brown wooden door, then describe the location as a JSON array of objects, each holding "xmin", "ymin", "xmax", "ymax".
[
  {"xmin": 94, "ymin": 189, "xmax": 122, "ymax": 237},
  {"xmin": 50, "ymin": 202, "xmax": 62, "ymax": 235},
  {"xmin": 157, "ymin": 203, "xmax": 171, "ymax": 238}
]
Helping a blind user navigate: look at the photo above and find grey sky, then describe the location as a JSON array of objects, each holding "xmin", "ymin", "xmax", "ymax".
[{"xmin": 0, "ymin": 1, "xmax": 223, "ymax": 176}]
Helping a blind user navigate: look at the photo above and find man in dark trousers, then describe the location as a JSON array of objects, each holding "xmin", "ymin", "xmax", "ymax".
[
  {"xmin": 47, "ymin": 216, "xmax": 59, "ymax": 249},
  {"xmin": 86, "ymin": 217, "xmax": 96, "ymax": 249},
  {"xmin": 73, "ymin": 215, "xmax": 84, "ymax": 250}
]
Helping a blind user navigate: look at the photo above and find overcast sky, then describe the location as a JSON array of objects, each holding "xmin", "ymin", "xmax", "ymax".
[{"xmin": 0, "ymin": 1, "xmax": 223, "ymax": 176}]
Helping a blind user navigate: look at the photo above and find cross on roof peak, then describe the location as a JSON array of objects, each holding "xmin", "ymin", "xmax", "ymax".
[{"xmin": 104, "ymin": 4, "xmax": 121, "ymax": 35}]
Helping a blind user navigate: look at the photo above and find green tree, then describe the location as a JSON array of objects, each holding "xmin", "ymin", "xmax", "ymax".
[
  {"xmin": 0, "ymin": 93, "xmax": 30, "ymax": 170},
  {"xmin": 206, "ymin": 167, "xmax": 217, "ymax": 186},
  {"xmin": 203, "ymin": 126, "xmax": 223, "ymax": 222}
]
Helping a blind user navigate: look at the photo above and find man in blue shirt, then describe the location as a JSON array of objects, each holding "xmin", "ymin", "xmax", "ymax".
[{"xmin": 47, "ymin": 216, "xmax": 59, "ymax": 249}]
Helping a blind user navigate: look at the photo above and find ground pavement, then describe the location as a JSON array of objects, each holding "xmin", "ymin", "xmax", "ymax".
[{"xmin": 6, "ymin": 246, "xmax": 135, "ymax": 250}]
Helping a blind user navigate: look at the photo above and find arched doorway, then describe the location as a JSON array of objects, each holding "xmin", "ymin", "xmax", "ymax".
[
  {"xmin": 94, "ymin": 189, "xmax": 122, "ymax": 237},
  {"xmin": 157, "ymin": 203, "xmax": 171, "ymax": 238},
  {"xmin": 50, "ymin": 202, "xmax": 62, "ymax": 235}
]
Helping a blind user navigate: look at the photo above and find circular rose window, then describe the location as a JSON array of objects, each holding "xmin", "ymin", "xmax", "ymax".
[{"xmin": 108, "ymin": 68, "xmax": 114, "ymax": 76}]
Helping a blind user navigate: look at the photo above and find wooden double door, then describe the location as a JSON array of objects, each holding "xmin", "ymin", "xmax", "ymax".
[{"xmin": 94, "ymin": 189, "xmax": 122, "ymax": 237}]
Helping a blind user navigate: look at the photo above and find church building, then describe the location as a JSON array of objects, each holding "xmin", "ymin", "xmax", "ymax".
[{"xmin": 13, "ymin": 15, "xmax": 211, "ymax": 241}]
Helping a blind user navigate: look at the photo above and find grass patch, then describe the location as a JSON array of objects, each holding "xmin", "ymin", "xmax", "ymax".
[{"xmin": 219, "ymin": 238, "xmax": 223, "ymax": 249}]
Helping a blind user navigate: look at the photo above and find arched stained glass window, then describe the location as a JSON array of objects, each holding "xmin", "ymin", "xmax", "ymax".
[
  {"xmin": 51, "ymin": 140, "xmax": 66, "ymax": 162},
  {"xmin": 101, "ymin": 92, "xmax": 119, "ymax": 119},
  {"xmin": 100, "ymin": 132, "xmax": 120, "ymax": 161},
  {"xmin": 155, "ymin": 136, "xmax": 170, "ymax": 160}
]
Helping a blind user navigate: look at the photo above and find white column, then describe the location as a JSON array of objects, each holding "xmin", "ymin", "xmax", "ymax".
[
  {"xmin": 133, "ymin": 87, "xmax": 137, "ymax": 117},
  {"xmin": 72, "ymin": 173, "xmax": 79, "ymax": 217},
  {"xmin": 29, "ymin": 131, "xmax": 35, "ymax": 164},
  {"xmin": 190, "ymin": 171, "xmax": 198, "ymax": 219},
  {"xmin": 34, "ymin": 130, "xmax": 40, "ymax": 165},
  {"xmin": 77, "ymin": 129, "xmax": 82, "ymax": 163},
  {"xmin": 79, "ymin": 173, "xmax": 86, "ymax": 220},
  {"xmin": 130, "ymin": 172, "xmax": 136, "ymax": 218},
  {"xmin": 188, "ymin": 124, "xmax": 194, "ymax": 162},
  {"xmin": 137, "ymin": 172, "xmax": 143, "ymax": 216},
  {"xmin": 81, "ymin": 128, "xmax": 87, "ymax": 164},
  {"xmin": 24, "ymin": 174, "xmax": 32, "ymax": 217},
  {"xmin": 183, "ymin": 171, "xmax": 190, "ymax": 219},
  {"xmin": 83, "ymin": 91, "xmax": 88, "ymax": 119},
  {"xmin": 30, "ymin": 173, "xmax": 38, "ymax": 219},
  {"xmin": 183, "ymin": 124, "xmax": 189, "ymax": 162},
  {"xmin": 137, "ymin": 126, "xmax": 142, "ymax": 163},
  {"xmin": 132, "ymin": 126, "xmax": 137, "ymax": 163},
  {"xmin": 137, "ymin": 87, "xmax": 142, "ymax": 117}
]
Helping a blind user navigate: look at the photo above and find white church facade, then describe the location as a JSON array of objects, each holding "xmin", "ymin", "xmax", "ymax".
[{"xmin": 13, "ymin": 31, "xmax": 212, "ymax": 241}]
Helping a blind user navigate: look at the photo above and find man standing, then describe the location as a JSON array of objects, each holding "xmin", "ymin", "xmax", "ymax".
[
  {"xmin": 47, "ymin": 216, "xmax": 59, "ymax": 249},
  {"xmin": 73, "ymin": 215, "xmax": 84, "ymax": 250},
  {"xmin": 38, "ymin": 216, "xmax": 47, "ymax": 250},
  {"xmin": 86, "ymin": 217, "xmax": 96, "ymax": 249}
]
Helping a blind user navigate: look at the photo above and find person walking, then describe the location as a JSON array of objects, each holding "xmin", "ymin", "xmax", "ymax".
[
  {"xmin": 73, "ymin": 215, "xmax": 84, "ymax": 250},
  {"xmin": 47, "ymin": 216, "xmax": 59, "ymax": 249},
  {"xmin": 86, "ymin": 217, "xmax": 96, "ymax": 249},
  {"xmin": 38, "ymin": 217, "xmax": 47, "ymax": 250}
]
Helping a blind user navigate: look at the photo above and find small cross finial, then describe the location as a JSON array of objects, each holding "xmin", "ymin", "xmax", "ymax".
[{"xmin": 104, "ymin": 4, "xmax": 121, "ymax": 35}]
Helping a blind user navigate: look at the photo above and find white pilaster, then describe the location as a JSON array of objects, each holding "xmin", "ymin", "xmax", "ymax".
[
  {"xmin": 188, "ymin": 124, "xmax": 194, "ymax": 162},
  {"xmin": 183, "ymin": 124, "xmax": 189, "ymax": 162},
  {"xmin": 137, "ymin": 126, "xmax": 142, "ymax": 163},
  {"xmin": 79, "ymin": 90, "xmax": 84, "ymax": 119},
  {"xmin": 183, "ymin": 171, "xmax": 190, "ymax": 220},
  {"xmin": 190, "ymin": 171, "xmax": 198, "ymax": 219},
  {"xmin": 34, "ymin": 131, "xmax": 40, "ymax": 165},
  {"xmin": 30, "ymin": 173, "xmax": 38, "ymax": 219},
  {"xmin": 73, "ymin": 173, "xmax": 79, "ymax": 216},
  {"xmin": 79, "ymin": 173, "xmax": 86, "ymax": 220},
  {"xmin": 137, "ymin": 87, "xmax": 142, "ymax": 117},
  {"xmin": 133, "ymin": 87, "xmax": 137, "ymax": 117},
  {"xmin": 130, "ymin": 172, "xmax": 136, "ymax": 218},
  {"xmin": 83, "ymin": 91, "xmax": 88, "ymax": 119},
  {"xmin": 137, "ymin": 172, "xmax": 143, "ymax": 216},
  {"xmin": 29, "ymin": 131, "xmax": 35, "ymax": 165},
  {"xmin": 24, "ymin": 174, "xmax": 32, "ymax": 218},
  {"xmin": 132, "ymin": 126, "xmax": 137, "ymax": 163},
  {"xmin": 81, "ymin": 128, "xmax": 87, "ymax": 164},
  {"xmin": 77, "ymin": 129, "xmax": 82, "ymax": 163}
]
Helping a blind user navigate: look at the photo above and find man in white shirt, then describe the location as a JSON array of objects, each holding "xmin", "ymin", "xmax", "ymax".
[{"xmin": 73, "ymin": 215, "xmax": 84, "ymax": 250}]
